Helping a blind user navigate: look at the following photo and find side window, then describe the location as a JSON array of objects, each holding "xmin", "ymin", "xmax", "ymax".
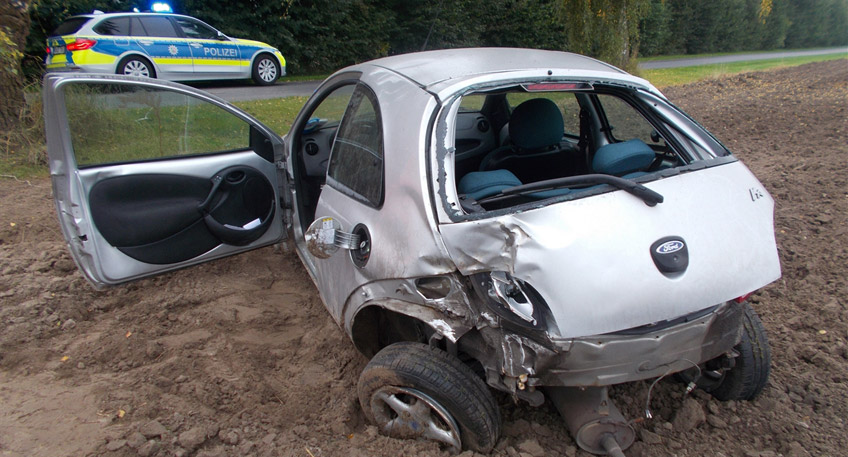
[
  {"xmin": 310, "ymin": 84, "xmax": 355, "ymax": 123},
  {"xmin": 596, "ymin": 94, "xmax": 664, "ymax": 146},
  {"xmin": 62, "ymin": 82, "xmax": 251, "ymax": 167},
  {"xmin": 130, "ymin": 18, "xmax": 147, "ymax": 36},
  {"xmin": 174, "ymin": 18, "xmax": 218, "ymax": 40},
  {"xmin": 52, "ymin": 18, "xmax": 90, "ymax": 35},
  {"xmin": 137, "ymin": 17, "xmax": 179, "ymax": 38},
  {"xmin": 459, "ymin": 94, "xmax": 486, "ymax": 112},
  {"xmin": 327, "ymin": 84, "xmax": 384, "ymax": 207},
  {"xmin": 94, "ymin": 18, "xmax": 130, "ymax": 36},
  {"xmin": 507, "ymin": 92, "xmax": 581, "ymax": 136}
]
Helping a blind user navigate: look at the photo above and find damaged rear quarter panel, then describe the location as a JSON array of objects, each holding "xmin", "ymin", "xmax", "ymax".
[{"xmin": 437, "ymin": 161, "xmax": 781, "ymax": 338}]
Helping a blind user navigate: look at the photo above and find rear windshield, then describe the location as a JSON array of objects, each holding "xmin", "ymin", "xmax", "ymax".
[
  {"xmin": 443, "ymin": 82, "xmax": 732, "ymax": 218},
  {"xmin": 51, "ymin": 17, "xmax": 91, "ymax": 36}
]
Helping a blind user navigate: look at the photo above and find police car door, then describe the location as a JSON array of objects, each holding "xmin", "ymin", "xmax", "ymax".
[
  {"xmin": 173, "ymin": 17, "xmax": 241, "ymax": 78},
  {"xmin": 44, "ymin": 74, "xmax": 291, "ymax": 289},
  {"xmin": 133, "ymin": 16, "xmax": 193, "ymax": 76}
]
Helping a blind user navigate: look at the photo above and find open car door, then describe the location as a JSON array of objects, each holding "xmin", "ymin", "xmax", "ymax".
[{"xmin": 44, "ymin": 74, "xmax": 290, "ymax": 289}]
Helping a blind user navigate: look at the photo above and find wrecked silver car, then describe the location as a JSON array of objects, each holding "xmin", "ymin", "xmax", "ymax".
[{"xmin": 44, "ymin": 48, "xmax": 781, "ymax": 455}]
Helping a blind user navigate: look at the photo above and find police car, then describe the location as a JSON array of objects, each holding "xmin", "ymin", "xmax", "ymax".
[{"xmin": 45, "ymin": 11, "xmax": 286, "ymax": 85}]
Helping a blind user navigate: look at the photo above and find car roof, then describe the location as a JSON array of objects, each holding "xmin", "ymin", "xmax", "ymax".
[
  {"xmin": 346, "ymin": 48, "xmax": 658, "ymax": 96},
  {"xmin": 68, "ymin": 12, "xmax": 197, "ymax": 21}
]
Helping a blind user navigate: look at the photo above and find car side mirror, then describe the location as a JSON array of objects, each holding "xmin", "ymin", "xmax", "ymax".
[
  {"xmin": 217, "ymin": 31, "xmax": 228, "ymax": 41},
  {"xmin": 305, "ymin": 217, "xmax": 360, "ymax": 259}
]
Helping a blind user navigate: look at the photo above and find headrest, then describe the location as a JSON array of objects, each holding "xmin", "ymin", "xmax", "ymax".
[
  {"xmin": 592, "ymin": 139, "xmax": 655, "ymax": 175},
  {"xmin": 509, "ymin": 99, "xmax": 564, "ymax": 150}
]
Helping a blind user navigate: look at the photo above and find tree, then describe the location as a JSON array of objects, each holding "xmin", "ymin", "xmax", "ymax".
[
  {"xmin": 561, "ymin": 0, "xmax": 651, "ymax": 70},
  {"xmin": 638, "ymin": 0, "xmax": 671, "ymax": 56},
  {"xmin": 481, "ymin": 0, "xmax": 565, "ymax": 50},
  {"xmin": 1, "ymin": 0, "xmax": 31, "ymax": 132}
]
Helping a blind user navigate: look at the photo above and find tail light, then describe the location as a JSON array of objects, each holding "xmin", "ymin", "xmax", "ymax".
[
  {"xmin": 734, "ymin": 292, "xmax": 754, "ymax": 304},
  {"xmin": 66, "ymin": 39, "xmax": 96, "ymax": 51},
  {"xmin": 46, "ymin": 46, "xmax": 51, "ymax": 54}
]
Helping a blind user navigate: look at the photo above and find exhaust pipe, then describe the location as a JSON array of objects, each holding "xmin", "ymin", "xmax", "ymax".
[{"xmin": 546, "ymin": 386, "xmax": 635, "ymax": 456}]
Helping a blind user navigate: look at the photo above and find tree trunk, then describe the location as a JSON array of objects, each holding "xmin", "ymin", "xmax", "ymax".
[{"xmin": 0, "ymin": 0, "xmax": 31, "ymax": 132}]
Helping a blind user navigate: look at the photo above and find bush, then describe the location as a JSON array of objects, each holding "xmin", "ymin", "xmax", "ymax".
[{"xmin": 1, "ymin": 82, "xmax": 46, "ymax": 168}]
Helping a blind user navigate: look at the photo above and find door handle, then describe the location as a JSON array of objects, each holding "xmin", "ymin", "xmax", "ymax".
[
  {"xmin": 197, "ymin": 174, "xmax": 224, "ymax": 214},
  {"xmin": 190, "ymin": 43, "xmax": 203, "ymax": 48}
]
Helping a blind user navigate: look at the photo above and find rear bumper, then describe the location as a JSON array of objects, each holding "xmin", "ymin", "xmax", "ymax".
[{"xmin": 537, "ymin": 301, "xmax": 743, "ymax": 386}]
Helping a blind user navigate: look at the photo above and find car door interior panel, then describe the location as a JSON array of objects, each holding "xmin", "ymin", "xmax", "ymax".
[{"xmin": 88, "ymin": 167, "xmax": 274, "ymax": 264}]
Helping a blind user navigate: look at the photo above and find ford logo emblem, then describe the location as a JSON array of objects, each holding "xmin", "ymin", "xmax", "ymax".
[{"xmin": 656, "ymin": 240, "xmax": 685, "ymax": 254}]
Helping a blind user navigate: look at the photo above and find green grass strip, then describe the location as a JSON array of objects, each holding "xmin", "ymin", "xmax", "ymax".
[{"xmin": 642, "ymin": 53, "xmax": 847, "ymax": 88}]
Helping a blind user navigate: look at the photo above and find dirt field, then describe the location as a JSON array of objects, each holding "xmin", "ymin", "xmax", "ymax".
[{"xmin": 1, "ymin": 60, "xmax": 846, "ymax": 457}]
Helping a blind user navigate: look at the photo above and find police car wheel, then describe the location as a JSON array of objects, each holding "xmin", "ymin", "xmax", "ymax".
[
  {"xmin": 252, "ymin": 55, "xmax": 279, "ymax": 85},
  {"xmin": 118, "ymin": 56, "xmax": 156, "ymax": 79}
]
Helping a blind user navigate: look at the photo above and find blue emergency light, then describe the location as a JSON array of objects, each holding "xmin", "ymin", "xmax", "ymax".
[{"xmin": 151, "ymin": 2, "xmax": 173, "ymax": 13}]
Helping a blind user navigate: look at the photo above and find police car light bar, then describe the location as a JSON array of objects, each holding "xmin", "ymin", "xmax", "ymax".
[{"xmin": 151, "ymin": 2, "xmax": 173, "ymax": 13}]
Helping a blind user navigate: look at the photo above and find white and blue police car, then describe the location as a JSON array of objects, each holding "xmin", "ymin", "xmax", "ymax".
[{"xmin": 45, "ymin": 9, "xmax": 286, "ymax": 85}]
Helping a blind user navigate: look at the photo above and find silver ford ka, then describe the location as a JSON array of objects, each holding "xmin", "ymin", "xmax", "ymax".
[{"xmin": 44, "ymin": 48, "xmax": 781, "ymax": 455}]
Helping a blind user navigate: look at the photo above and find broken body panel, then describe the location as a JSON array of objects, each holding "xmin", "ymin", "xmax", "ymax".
[{"xmin": 46, "ymin": 50, "xmax": 782, "ymax": 450}]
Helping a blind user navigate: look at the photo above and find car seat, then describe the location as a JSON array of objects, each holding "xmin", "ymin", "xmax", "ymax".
[
  {"xmin": 591, "ymin": 139, "xmax": 655, "ymax": 177},
  {"xmin": 457, "ymin": 169, "xmax": 523, "ymax": 201},
  {"xmin": 478, "ymin": 98, "xmax": 578, "ymax": 182},
  {"xmin": 458, "ymin": 139, "xmax": 655, "ymax": 202}
]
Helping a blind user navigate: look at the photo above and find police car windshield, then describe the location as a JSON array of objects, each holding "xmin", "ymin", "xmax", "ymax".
[{"xmin": 52, "ymin": 17, "xmax": 91, "ymax": 36}]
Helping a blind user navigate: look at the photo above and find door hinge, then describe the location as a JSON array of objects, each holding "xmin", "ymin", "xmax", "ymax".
[{"xmin": 275, "ymin": 160, "xmax": 286, "ymax": 170}]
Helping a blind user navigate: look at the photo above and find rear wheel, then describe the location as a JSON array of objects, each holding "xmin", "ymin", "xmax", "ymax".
[
  {"xmin": 117, "ymin": 56, "xmax": 155, "ymax": 78},
  {"xmin": 680, "ymin": 302, "xmax": 771, "ymax": 400},
  {"xmin": 252, "ymin": 54, "xmax": 279, "ymax": 85},
  {"xmin": 357, "ymin": 342, "xmax": 501, "ymax": 452}
]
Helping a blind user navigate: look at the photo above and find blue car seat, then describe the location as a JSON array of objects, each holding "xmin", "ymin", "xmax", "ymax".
[
  {"xmin": 478, "ymin": 98, "xmax": 578, "ymax": 182},
  {"xmin": 458, "ymin": 138, "xmax": 655, "ymax": 201},
  {"xmin": 591, "ymin": 139, "xmax": 655, "ymax": 177},
  {"xmin": 457, "ymin": 169, "xmax": 523, "ymax": 201}
]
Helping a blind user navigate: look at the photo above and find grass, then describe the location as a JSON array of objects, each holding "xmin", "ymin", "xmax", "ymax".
[
  {"xmin": 2, "ymin": 51, "xmax": 845, "ymax": 178},
  {"xmin": 642, "ymin": 53, "xmax": 847, "ymax": 88},
  {"xmin": 282, "ymin": 73, "xmax": 329, "ymax": 82},
  {"xmin": 234, "ymin": 96, "xmax": 308, "ymax": 133},
  {"xmin": 0, "ymin": 89, "xmax": 308, "ymax": 178}
]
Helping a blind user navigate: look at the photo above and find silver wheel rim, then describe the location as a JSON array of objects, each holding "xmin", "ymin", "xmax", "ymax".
[
  {"xmin": 257, "ymin": 58, "xmax": 277, "ymax": 82},
  {"xmin": 370, "ymin": 386, "xmax": 461, "ymax": 451},
  {"xmin": 123, "ymin": 60, "xmax": 150, "ymax": 77}
]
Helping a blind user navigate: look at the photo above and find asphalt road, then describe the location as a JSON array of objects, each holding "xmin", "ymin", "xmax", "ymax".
[
  {"xmin": 638, "ymin": 46, "xmax": 847, "ymax": 69},
  {"xmin": 203, "ymin": 47, "xmax": 847, "ymax": 102},
  {"xmin": 200, "ymin": 80, "xmax": 320, "ymax": 102}
]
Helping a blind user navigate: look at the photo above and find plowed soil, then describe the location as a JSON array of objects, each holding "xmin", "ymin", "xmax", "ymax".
[{"xmin": 1, "ymin": 60, "xmax": 846, "ymax": 457}]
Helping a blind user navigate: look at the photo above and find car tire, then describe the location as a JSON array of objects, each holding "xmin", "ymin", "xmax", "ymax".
[
  {"xmin": 357, "ymin": 342, "xmax": 501, "ymax": 453},
  {"xmin": 117, "ymin": 56, "xmax": 156, "ymax": 78},
  {"xmin": 252, "ymin": 54, "xmax": 279, "ymax": 85},
  {"xmin": 681, "ymin": 302, "xmax": 771, "ymax": 401}
]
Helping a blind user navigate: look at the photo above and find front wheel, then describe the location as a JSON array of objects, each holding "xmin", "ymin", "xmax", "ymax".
[
  {"xmin": 252, "ymin": 54, "xmax": 279, "ymax": 85},
  {"xmin": 117, "ymin": 56, "xmax": 156, "ymax": 78},
  {"xmin": 357, "ymin": 342, "xmax": 501, "ymax": 453},
  {"xmin": 681, "ymin": 302, "xmax": 771, "ymax": 401}
]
